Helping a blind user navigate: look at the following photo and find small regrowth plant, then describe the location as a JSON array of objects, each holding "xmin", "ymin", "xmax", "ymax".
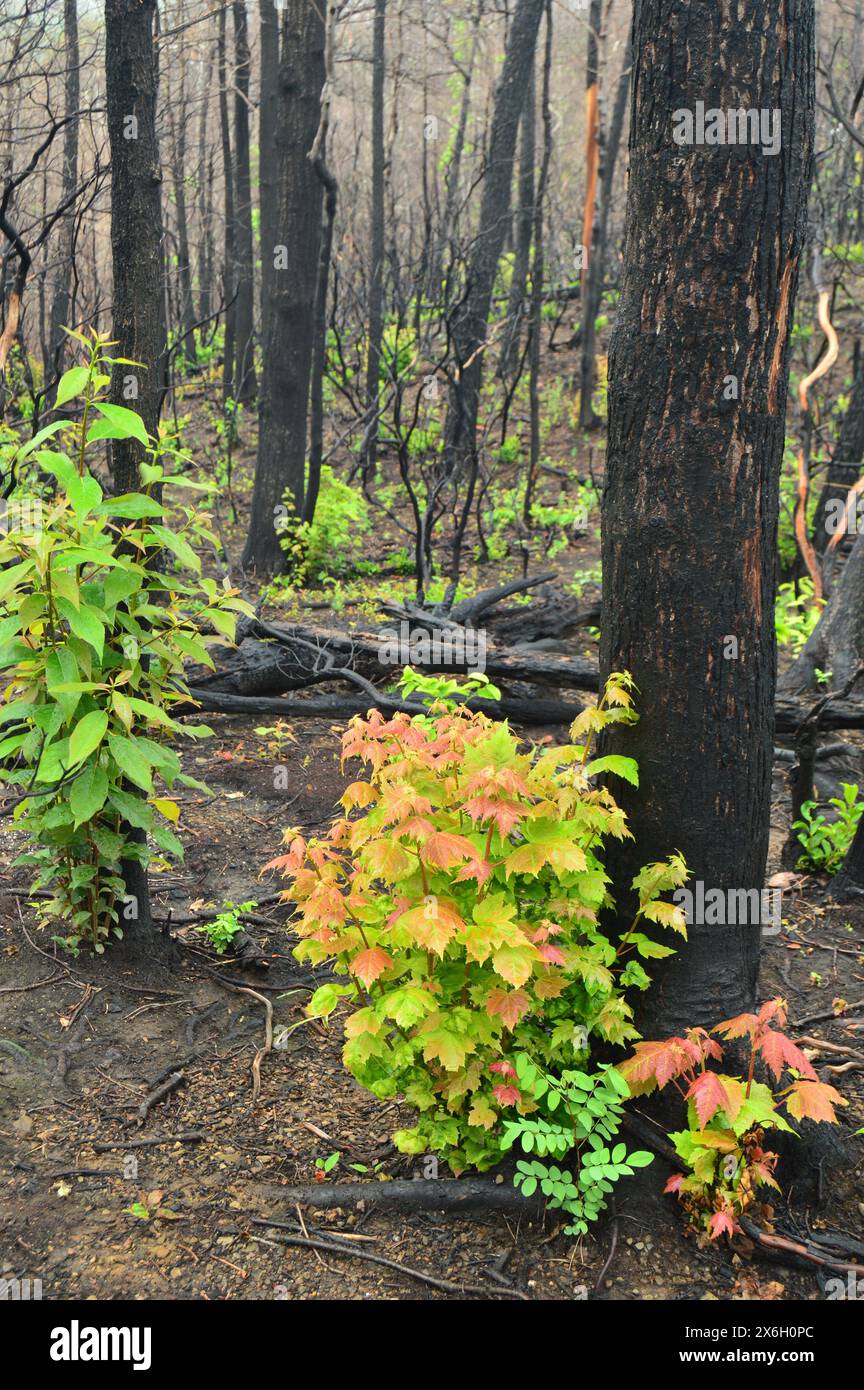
[
  {"xmin": 793, "ymin": 783, "xmax": 863, "ymax": 875},
  {"xmin": 620, "ymin": 997, "xmax": 846, "ymax": 1240},
  {"xmin": 268, "ymin": 669, "xmax": 687, "ymax": 1184},
  {"xmin": 195, "ymin": 900, "xmax": 258, "ymax": 955}
]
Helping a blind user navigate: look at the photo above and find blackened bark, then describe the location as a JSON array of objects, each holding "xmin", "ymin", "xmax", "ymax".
[
  {"xmin": 195, "ymin": 51, "xmax": 214, "ymax": 325},
  {"xmin": 105, "ymin": 0, "xmax": 166, "ymax": 493},
  {"xmin": 362, "ymin": 0, "xmax": 387, "ymax": 478},
  {"xmin": 105, "ymin": 0, "xmax": 170, "ymax": 961},
  {"xmin": 578, "ymin": 0, "xmax": 603, "ymax": 430},
  {"xmin": 305, "ymin": 2, "xmax": 338, "ymax": 528},
  {"xmin": 498, "ymin": 61, "xmax": 535, "ymax": 378},
  {"xmin": 46, "ymin": 0, "xmax": 79, "ymax": 393},
  {"xmin": 579, "ymin": 20, "xmax": 630, "ymax": 430},
  {"xmin": 168, "ymin": 75, "xmax": 197, "ymax": 356},
  {"xmin": 232, "ymin": 0, "xmax": 257, "ymax": 403},
  {"xmin": 217, "ymin": 5, "xmax": 236, "ymax": 403},
  {"xmin": 444, "ymin": 0, "xmax": 545, "ymax": 479},
  {"xmin": 259, "ymin": 0, "xmax": 279, "ymax": 345},
  {"xmin": 600, "ymin": 0, "xmax": 815, "ymax": 1034},
  {"xmin": 241, "ymin": 0, "xmax": 325, "ymax": 576}
]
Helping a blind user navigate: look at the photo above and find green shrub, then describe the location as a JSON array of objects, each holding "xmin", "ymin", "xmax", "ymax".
[
  {"xmin": 0, "ymin": 330, "xmax": 251, "ymax": 953},
  {"xmin": 793, "ymin": 783, "xmax": 863, "ymax": 874},
  {"xmin": 269, "ymin": 669, "xmax": 687, "ymax": 1181},
  {"xmin": 277, "ymin": 465, "xmax": 370, "ymax": 582}
]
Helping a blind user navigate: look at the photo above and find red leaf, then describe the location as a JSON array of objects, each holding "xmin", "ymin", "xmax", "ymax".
[
  {"xmin": 538, "ymin": 943, "xmax": 567, "ymax": 967},
  {"xmin": 686, "ymin": 1071, "xmax": 732, "ymax": 1128},
  {"xmin": 349, "ymin": 946, "xmax": 392, "ymax": 988},
  {"xmin": 492, "ymin": 1085, "xmax": 521, "ymax": 1107},
  {"xmin": 664, "ymin": 1173, "xmax": 685, "ymax": 1195},
  {"xmin": 759, "ymin": 1028, "xmax": 818, "ymax": 1083},
  {"xmin": 490, "ymin": 1060, "xmax": 517, "ymax": 1079},
  {"xmin": 709, "ymin": 1209, "xmax": 740, "ymax": 1240}
]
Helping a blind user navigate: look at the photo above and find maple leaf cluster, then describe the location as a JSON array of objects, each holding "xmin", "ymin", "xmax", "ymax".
[
  {"xmin": 267, "ymin": 674, "xmax": 686, "ymax": 1175},
  {"xmin": 620, "ymin": 997, "xmax": 848, "ymax": 1241}
]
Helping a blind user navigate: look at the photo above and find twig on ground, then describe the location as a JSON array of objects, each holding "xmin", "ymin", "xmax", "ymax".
[
  {"xmin": 136, "ymin": 1071, "xmax": 186, "ymax": 1126},
  {"xmin": 246, "ymin": 1231, "xmax": 532, "ymax": 1299}
]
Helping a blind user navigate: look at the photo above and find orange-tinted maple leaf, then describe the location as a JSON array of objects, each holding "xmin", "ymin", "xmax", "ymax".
[
  {"xmin": 395, "ymin": 899, "xmax": 465, "ymax": 955},
  {"xmin": 714, "ymin": 1011, "xmax": 759, "ymax": 1041},
  {"xmin": 618, "ymin": 1037, "xmax": 699, "ymax": 1093},
  {"xmin": 664, "ymin": 1173, "xmax": 684, "ymax": 1195},
  {"xmin": 785, "ymin": 1079, "xmax": 847, "ymax": 1124},
  {"xmin": 486, "ymin": 988, "xmax": 531, "ymax": 1029},
  {"xmin": 538, "ymin": 943, "xmax": 567, "ymax": 967},
  {"xmin": 533, "ymin": 973, "xmax": 569, "ymax": 999},
  {"xmin": 456, "ymin": 857, "xmax": 494, "ymax": 886},
  {"xmin": 349, "ymin": 946, "xmax": 392, "ymax": 988},
  {"xmin": 421, "ymin": 831, "xmax": 480, "ymax": 869},
  {"xmin": 490, "ymin": 1060, "xmax": 517, "ymax": 1079}
]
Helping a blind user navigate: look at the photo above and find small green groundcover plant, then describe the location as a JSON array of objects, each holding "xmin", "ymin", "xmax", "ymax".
[
  {"xmin": 269, "ymin": 668, "xmax": 687, "ymax": 1230},
  {"xmin": 276, "ymin": 464, "xmax": 370, "ymax": 583},
  {"xmin": 793, "ymin": 782, "xmax": 863, "ymax": 875},
  {"xmin": 195, "ymin": 900, "xmax": 258, "ymax": 955},
  {"xmin": 0, "ymin": 330, "xmax": 252, "ymax": 952},
  {"xmin": 620, "ymin": 998, "xmax": 846, "ymax": 1240}
]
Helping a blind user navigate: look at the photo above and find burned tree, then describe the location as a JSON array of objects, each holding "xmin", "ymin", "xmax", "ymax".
[
  {"xmin": 600, "ymin": 0, "xmax": 815, "ymax": 1034},
  {"xmin": 443, "ymin": 0, "xmax": 545, "ymax": 482},
  {"xmin": 241, "ymin": 0, "xmax": 326, "ymax": 577},
  {"xmin": 45, "ymin": 0, "xmax": 80, "ymax": 394},
  {"xmin": 105, "ymin": 0, "xmax": 166, "ymax": 492},
  {"xmin": 105, "ymin": 0, "xmax": 168, "ymax": 958}
]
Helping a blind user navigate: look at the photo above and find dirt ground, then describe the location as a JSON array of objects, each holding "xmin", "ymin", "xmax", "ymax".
[{"xmin": 1, "ymin": 707, "xmax": 863, "ymax": 1303}]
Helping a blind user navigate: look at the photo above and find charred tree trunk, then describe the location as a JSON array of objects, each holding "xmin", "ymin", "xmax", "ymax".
[
  {"xmin": 105, "ymin": 0, "xmax": 166, "ymax": 492},
  {"xmin": 46, "ymin": 0, "xmax": 80, "ymax": 396},
  {"xmin": 600, "ymin": 0, "xmax": 815, "ymax": 1035},
  {"xmin": 217, "ymin": 5, "xmax": 236, "ymax": 404},
  {"xmin": 362, "ymin": 0, "xmax": 387, "ymax": 479},
  {"xmin": 498, "ymin": 61, "xmax": 535, "ymax": 379},
  {"xmin": 105, "ymin": 0, "xmax": 170, "ymax": 963},
  {"xmin": 443, "ymin": 0, "xmax": 545, "ymax": 494},
  {"xmin": 305, "ymin": 1, "xmax": 338, "ymax": 528},
  {"xmin": 195, "ymin": 50, "xmax": 214, "ymax": 326},
  {"xmin": 259, "ymin": 0, "xmax": 279, "ymax": 346},
  {"xmin": 579, "ymin": 17, "xmax": 630, "ymax": 430},
  {"xmin": 241, "ymin": 0, "xmax": 325, "ymax": 576},
  {"xmin": 232, "ymin": 0, "xmax": 257, "ymax": 404},
  {"xmin": 168, "ymin": 73, "xmax": 197, "ymax": 358},
  {"xmin": 578, "ymin": 0, "xmax": 603, "ymax": 430}
]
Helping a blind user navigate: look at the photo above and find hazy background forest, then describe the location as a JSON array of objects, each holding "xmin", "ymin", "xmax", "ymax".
[{"xmin": 2, "ymin": 0, "xmax": 864, "ymax": 1314}]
